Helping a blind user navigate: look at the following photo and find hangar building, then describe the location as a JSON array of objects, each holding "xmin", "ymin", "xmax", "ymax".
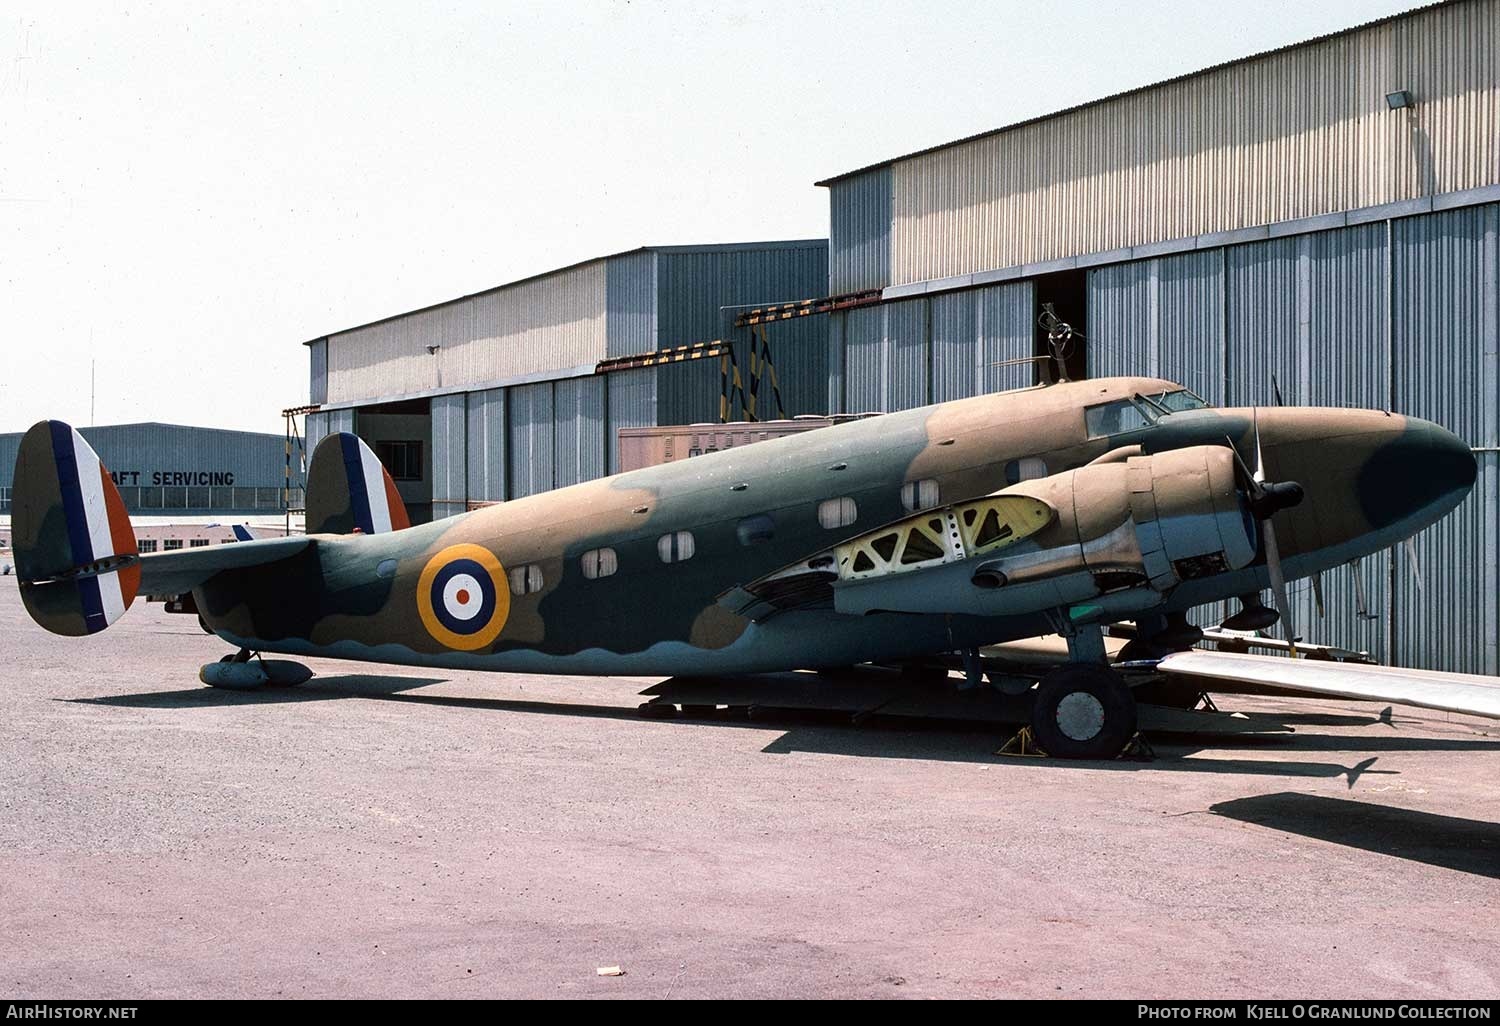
[
  {"xmin": 814, "ymin": 0, "xmax": 1498, "ymax": 673},
  {"xmin": 0, "ymin": 423, "xmax": 302, "ymax": 518},
  {"xmin": 302, "ymin": 240, "xmax": 828, "ymax": 522}
]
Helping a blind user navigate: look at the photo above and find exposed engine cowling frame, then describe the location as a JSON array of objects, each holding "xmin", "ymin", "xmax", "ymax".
[{"xmin": 829, "ymin": 445, "xmax": 1259, "ymax": 620}]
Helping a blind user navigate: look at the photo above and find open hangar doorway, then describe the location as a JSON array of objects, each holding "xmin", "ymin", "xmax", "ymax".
[{"xmin": 353, "ymin": 397, "xmax": 434, "ymax": 526}]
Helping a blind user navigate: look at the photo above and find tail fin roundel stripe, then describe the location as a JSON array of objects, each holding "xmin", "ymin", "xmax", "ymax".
[
  {"xmin": 305, "ymin": 432, "xmax": 411, "ymax": 536},
  {"xmin": 340, "ymin": 433, "xmax": 400, "ymax": 535},
  {"xmin": 13, "ymin": 421, "xmax": 139, "ymax": 636}
]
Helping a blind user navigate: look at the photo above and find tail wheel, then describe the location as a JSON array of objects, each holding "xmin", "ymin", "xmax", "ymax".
[{"xmin": 1030, "ymin": 663, "xmax": 1137, "ymax": 759}]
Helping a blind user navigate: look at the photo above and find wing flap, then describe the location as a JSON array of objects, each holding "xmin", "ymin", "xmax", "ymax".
[
  {"xmin": 1160, "ymin": 650, "xmax": 1500, "ymax": 721},
  {"xmin": 138, "ymin": 536, "xmax": 311, "ymax": 596}
]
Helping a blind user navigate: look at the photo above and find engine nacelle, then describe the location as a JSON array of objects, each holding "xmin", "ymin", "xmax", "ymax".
[
  {"xmin": 829, "ymin": 445, "xmax": 1257, "ymax": 618},
  {"xmin": 970, "ymin": 444, "xmax": 1256, "ymax": 593}
]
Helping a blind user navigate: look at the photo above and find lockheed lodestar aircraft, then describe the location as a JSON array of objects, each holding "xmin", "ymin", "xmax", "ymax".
[{"xmin": 11, "ymin": 376, "xmax": 1498, "ymax": 757}]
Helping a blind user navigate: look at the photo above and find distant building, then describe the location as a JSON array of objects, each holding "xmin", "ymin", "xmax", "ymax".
[
  {"xmin": 301, "ymin": 240, "xmax": 828, "ymax": 522},
  {"xmin": 0, "ymin": 422, "xmax": 302, "ymax": 518}
]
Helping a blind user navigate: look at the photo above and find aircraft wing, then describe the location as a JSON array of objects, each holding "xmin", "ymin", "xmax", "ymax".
[
  {"xmin": 1159, "ymin": 650, "xmax": 1500, "ymax": 721},
  {"xmin": 138, "ymin": 536, "xmax": 311, "ymax": 596}
]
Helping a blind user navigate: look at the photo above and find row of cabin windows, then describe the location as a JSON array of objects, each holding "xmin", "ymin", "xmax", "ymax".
[{"xmin": 503, "ymin": 482, "xmax": 953, "ymax": 596}]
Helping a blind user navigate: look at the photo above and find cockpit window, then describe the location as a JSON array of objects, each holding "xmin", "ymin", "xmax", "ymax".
[
  {"xmin": 1144, "ymin": 388, "xmax": 1210, "ymax": 413},
  {"xmin": 1084, "ymin": 399, "xmax": 1152, "ymax": 438}
]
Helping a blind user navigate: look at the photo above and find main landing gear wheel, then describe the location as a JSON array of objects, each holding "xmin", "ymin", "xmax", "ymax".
[{"xmin": 1030, "ymin": 663, "xmax": 1137, "ymax": 759}]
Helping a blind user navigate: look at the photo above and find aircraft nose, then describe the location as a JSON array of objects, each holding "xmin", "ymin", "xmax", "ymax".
[{"xmin": 1356, "ymin": 418, "xmax": 1477, "ymax": 529}]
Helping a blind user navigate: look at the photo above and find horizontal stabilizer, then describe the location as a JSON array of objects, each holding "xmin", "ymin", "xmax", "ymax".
[
  {"xmin": 1161, "ymin": 650, "xmax": 1500, "ymax": 721},
  {"xmin": 138, "ymin": 536, "xmax": 312, "ymax": 596},
  {"xmin": 305, "ymin": 433, "xmax": 411, "ymax": 536},
  {"xmin": 12, "ymin": 421, "xmax": 140, "ymax": 636}
]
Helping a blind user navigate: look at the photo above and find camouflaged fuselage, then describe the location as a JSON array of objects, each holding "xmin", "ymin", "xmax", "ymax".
[{"xmin": 197, "ymin": 377, "xmax": 1477, "ymax": 675}]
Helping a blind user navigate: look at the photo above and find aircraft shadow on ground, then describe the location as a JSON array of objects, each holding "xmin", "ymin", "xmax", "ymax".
[
  {"xmin": 66, "ymin": 674, "xmax": 449, "ymax": 708},
  {"xmin": 64, "ymin": 673, "xmax": 1500, "ymax": 784},
  {"xmin": 1211, "ymin": 792, "xmax": 1500, "ymax": 879}
]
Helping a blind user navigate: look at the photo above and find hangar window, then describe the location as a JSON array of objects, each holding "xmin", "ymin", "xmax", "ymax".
[
  {"xmin": 817, "ymin": 497, "xmax": 858, "ymax": 530},
  {"xmin": 657, "ymin": 530, "xmax": 696, "ymax": 563},
  {"xmin": 137, "ymin": 539, "xmax": 158, "ymax": 554},
  {"xmin": 1084, "ymin": 399, "xmax": 1151, "ymax": 438},
  {"xmin": 736, "ymin": 515, "xmax": 775, "ymax": 546},
  {"xmin": 163, "ymin": 539, "xmax": 183, "ymax": 551},
  {"xmin": 580, "ymin": 548, "xmax": 618, "ymax": 579},
  {"xmin": 375, "ymin": 440, "xmax": 424, "ymax": 481},
  {"xmin": 900, "ymin": 479, "xmax": 940, "ymax": 512},
  {"xmin": 508, "ymin": 564, "xmax": 544, "ymax": 595},
  {"xmin": 190, "ymin": 539, "xmax": 211, "ymax": 548}
]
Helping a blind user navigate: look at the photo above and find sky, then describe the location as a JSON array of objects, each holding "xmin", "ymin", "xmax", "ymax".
[{"xmin": 1, "ymin": 0, "xmax": 1422, "ymax": 435}]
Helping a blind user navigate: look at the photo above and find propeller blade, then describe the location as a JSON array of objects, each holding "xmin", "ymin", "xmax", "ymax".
[
  {"xmin": 1224, "ymin": 434, "xmax": 1261, "ymax": 496},
  {"xmin": 1253, "ymin": 407, "xmax": 1266, "ymax": 485},
  {"xmin": 1312, "ymin": 572, "xmax": 1326, "ymax": 619},
  {"xmin": 1404, "ymin": 538, "xmax": 1425, "ymax": 595},
  {"xmin": 1263, "ymin": 518, "xmax": 1297, "ymax": 655}
]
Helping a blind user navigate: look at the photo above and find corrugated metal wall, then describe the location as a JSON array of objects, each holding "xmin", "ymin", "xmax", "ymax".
[
  {"xmin": 309, "ymin": 340, "xmax": 328, "ymax": 405},
  {"xmin": 304, "ymin": 412, "xmax": 328, "ymax": 458},
  {"xmin": 554, "ymin": 376, "xmax": 606, "ymax": 488},
  {"xmin": 930, "ymin": 282, "xmax": 1037, "ymax": 402},
  {"xmin": 864, "ymin": 0, "xmax": 1500, "ymax": 286},
  {"xmin": 507, "ymin": 381, "xmax": 555, "ymax": 499},
  {"xmin": 324, "ymin": 260, "xmax": 607, "ymax": 404},
  {"xmin": 1086, "ymin": 204, "xmax": 1500, "ymax": 672},
  {"xmin": 605, "ymin": 250, "xmax": 658, "ymax": 358},
  {"xmin": 304, "ymin": 408, "xmax": 354, "ymax": 462},
  {"xmin": 842, "ymin": 284, "xmax": 1035, "ymax": 413},
  {"xmin": 654, "ymin": 244, "xmax": 830, "ymax": 425},
  {"xmin": 606, "ymin": 368, "xmax": 656, "ymax": 474},
  {"xmin": 430, "ymin": 394, "xmax": 467, "ymax": 519},
  {"xmin": 829, "ymin": 167, "xmax": 892, "ymax": 294},
  {"xmin": 1092, "ymin": 249, "xmax": 1230, "ymax": 405},
  {"xmin": 827, "ymin": 310, "xmax": 848, "ymax": 414},
  {"xmin": 843, "ymin": 305, "xmax": 893, "ymax": 414},
  {"xmin": 465, "ymin": 388, "xmax": 507, "ymax": 503},
  {"xmin": 1224, "ymin": 227, "xmax": 1392, "ymax": 661},
  {"xmin": 1391, "ymin": 203, "xmax": 1499, "ymax": 674}
]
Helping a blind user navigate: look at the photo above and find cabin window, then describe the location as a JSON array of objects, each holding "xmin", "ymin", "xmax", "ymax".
[
  {"xmin": 508, "ymin": 564, "xmax": 544, "ymax": 595},
  {"xmin": 580, "ymin": 547, "xmax": 618, "ymax": 579},
  {"xmin": 1141, "ymin": 388, "xmax": 1210, "ymax": 413},
  {"xmin": 657, "ymin": 531, "xmax": 696, "ymax": 563},
  {"xmin": 137, "ymin": 539, "xmax": 158, "ymax": 554},
  {"xmin": 900, "ymin": 479, "xmax": 940, "ymax": 512},
  {"xmin": 1004, "ymin": 457, "xmax": 1048, "ymax": 485},
  {"xmin": 1084, "ymin": 399, "xmax": 1151, "ymax": 438},
  {"xmin": 817, "ymin": 497, "xmax": 858, "ymax": 529},
  {"xmin": 736, "ymin": 515, "xmax": 775, "ymax": 546},
  {"xmin": 163, "ymin": 539, "xmax": 183, "ymax": 551}
]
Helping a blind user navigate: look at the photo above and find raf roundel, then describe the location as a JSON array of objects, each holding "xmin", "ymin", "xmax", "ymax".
[{"xmin": 416, "ymin": 544, "xmax": 511, "ymax": 651}]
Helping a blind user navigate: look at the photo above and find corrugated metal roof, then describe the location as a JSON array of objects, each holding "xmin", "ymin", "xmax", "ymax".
[
  {"xmin": 304, "ymin": 239, "xmax": 828, "ymax": 346},
  {"xmin": 814, "ymin": 0, "xmax": 1456, "ymax": 187}
]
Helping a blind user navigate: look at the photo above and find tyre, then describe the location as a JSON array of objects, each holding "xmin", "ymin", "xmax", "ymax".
[{"xmin": 1030, "ymin": 663, "xmax": 1137, "ymax": 759}]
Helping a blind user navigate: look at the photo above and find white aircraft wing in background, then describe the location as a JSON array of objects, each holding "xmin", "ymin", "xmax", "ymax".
[{"xmin": 1160, "ymin": 651, "xmax": 1500, "ymax": 721}]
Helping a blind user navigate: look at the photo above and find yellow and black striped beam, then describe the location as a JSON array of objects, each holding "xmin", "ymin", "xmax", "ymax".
[
  {"xmin": 596, "ymin": 340, "xmax": 731, "ymax": 374},
  {"xmin": 733, "ymin": 288, "xmax": 883, "ymax": 328}
]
